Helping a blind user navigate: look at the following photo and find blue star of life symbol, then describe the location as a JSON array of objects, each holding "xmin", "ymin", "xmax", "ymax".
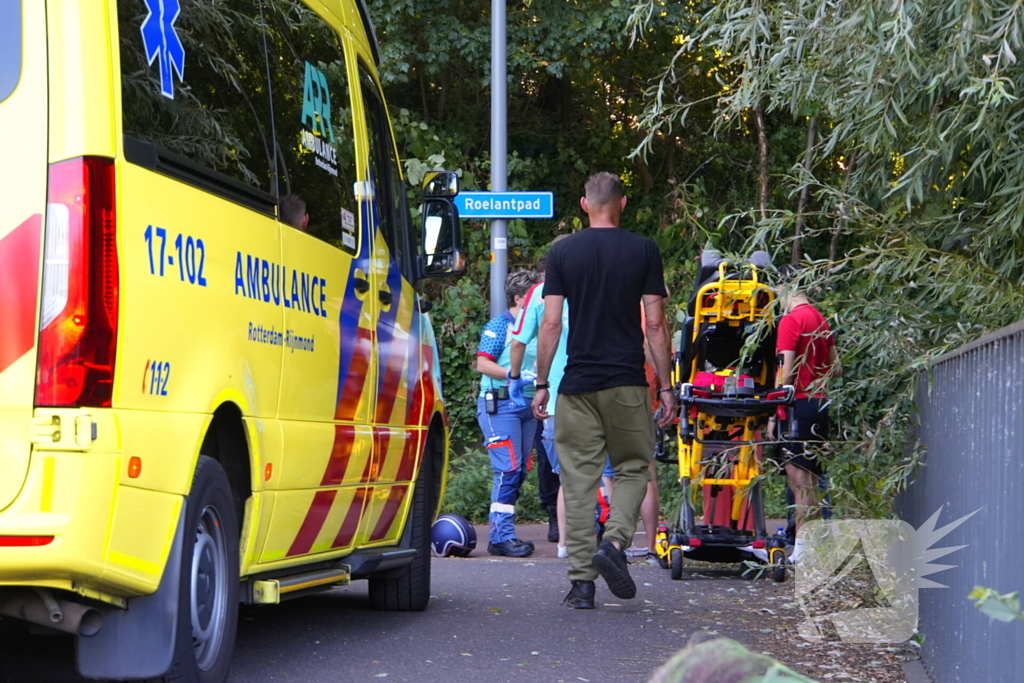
[{"xmin": 140, "ymin": 0, "xmax": 186, "ymax": 99}]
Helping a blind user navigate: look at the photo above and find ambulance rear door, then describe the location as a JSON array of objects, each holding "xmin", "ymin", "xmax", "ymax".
[{"xmin": 0, "ymin": 1, "xmax": 47, "ymax": 512}]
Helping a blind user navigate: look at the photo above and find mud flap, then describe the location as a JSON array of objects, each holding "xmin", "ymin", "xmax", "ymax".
[{"xmin": 76, "ymin": 501, "xmax": 186, "ymax": 679}]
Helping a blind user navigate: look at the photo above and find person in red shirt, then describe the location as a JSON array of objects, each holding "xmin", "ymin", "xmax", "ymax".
[{"xmin": 774, "ymin": 266, "xmax": 841, "ymax": 562}]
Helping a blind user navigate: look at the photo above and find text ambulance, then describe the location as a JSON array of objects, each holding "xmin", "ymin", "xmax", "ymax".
[{"xmin": 0, "ymin": 1, "xmax": 465, "ymax": 681}]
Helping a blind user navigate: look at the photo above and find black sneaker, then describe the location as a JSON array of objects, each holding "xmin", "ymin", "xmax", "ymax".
[
  {"xmin": 488, "ymin": 539, "xmax": 534, "ymax": 558},
  {"xmin": 562, "ymin": 580, "xmax": 595, "ymax": 609},
  {"xmin": 591, "ymin": 540, "xmax": 636, "ymax": 599}
]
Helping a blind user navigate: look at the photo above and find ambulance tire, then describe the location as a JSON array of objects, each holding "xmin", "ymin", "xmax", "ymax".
[
  {"xmin": 368, "ymin": 451, "xmax": 433, "ymax": 612},
  {"xmin": 164, "ymin": 456, "xmax": 240, "ymax": 683}
]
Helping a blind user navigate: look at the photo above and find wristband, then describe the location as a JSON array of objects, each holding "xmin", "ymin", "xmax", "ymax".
[
  {"xmin": 535, "ymin": 382, "xmax": 550, "ymax": 390},
  {"xmin": 659, "ymin": 388, "xmax": 674, "ymax": 395},
  {"xmin": 508, "ymin": 373, "xmax": 520, "ymax": 381}
]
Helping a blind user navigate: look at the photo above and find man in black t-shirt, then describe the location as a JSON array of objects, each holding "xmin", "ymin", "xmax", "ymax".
[{"xmin": 532, "ymin": 172, "xmax": 676, "ymax": 609}]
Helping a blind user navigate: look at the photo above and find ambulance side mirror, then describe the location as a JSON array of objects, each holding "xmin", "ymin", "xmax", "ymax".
[
  {"xmin": 419, "ymin": 199, "xmax": 465, "ymax": 278},
  {"xmin": 419, "ymin": 172, "xmax": 465, "ymax": 279}
]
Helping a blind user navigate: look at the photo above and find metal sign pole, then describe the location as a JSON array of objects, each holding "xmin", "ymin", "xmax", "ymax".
[{"xmin": 489, "ymin": 0, "xmax": 508, "ymax": 318}]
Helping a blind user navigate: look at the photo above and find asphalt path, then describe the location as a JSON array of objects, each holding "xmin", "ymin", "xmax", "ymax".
[{"xmin": 0, "ymin": 524, "xmax": 912, "ymax": 682}]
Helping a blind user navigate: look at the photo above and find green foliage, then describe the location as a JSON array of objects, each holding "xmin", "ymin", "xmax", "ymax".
[
  {"xmin": 970, "ymin": 586, "xmax": 1024, "ymax": 623},
  {"xmin": 630, "ymin": 0, "xmax": 1024, "ymax": 518}
]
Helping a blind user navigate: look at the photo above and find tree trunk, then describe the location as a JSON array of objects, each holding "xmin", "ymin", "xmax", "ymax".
[
  {"xmin": 754, "ymin": 105, "xmax": 769, "ymax": 222},
  {"xmin": 665, "ymin": 137, "xmax": 676, "ymax": 180},
  {"xmin": 831, "ymin": 151, "xmax": 857, "ymax": 263},
  {"xmin": 792, "ymin": 115, "xmax": 819, "ymax": 265},
  {"xmin": 438, "ymin": 71, "xmax": 448, "ymax": 122},
  {"xmin": 419, "ymin": 74, "xmax": 430, "ymax": 124}
]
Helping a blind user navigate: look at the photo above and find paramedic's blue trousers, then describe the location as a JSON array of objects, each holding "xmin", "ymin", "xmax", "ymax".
[{"xmin": 477, "ymin": 397, "xmax": 538, "ymax": 544}]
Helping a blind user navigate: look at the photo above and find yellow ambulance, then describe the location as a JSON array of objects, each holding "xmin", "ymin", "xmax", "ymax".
[{"xmin": 0, "ymin": 1, "xmax": 464, "ymax": 680}]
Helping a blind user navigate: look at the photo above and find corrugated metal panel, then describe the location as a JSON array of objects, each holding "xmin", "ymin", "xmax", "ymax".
[{"xmin": 899, "ymin": 321, "xmax": 1024, "ymax": 682}]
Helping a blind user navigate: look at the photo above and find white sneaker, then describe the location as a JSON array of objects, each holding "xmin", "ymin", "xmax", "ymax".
[
  {"xmin": 789, "ymin": 539, "xmax": 807, "ymax": 564},
  {"xmin": 557, "ymin": 545, "xmax": 568, "ymax": 559}
]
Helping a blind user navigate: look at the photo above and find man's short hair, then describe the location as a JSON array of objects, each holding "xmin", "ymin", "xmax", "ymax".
[
  {"xmin": 281, "ymin": 193, "xmax": 307, "ymax": 230},
  {"xmin": 584, "ymin": 172, "xmax": 624, "ymax": 208},
  {"xmin": 505, "ymin": 269, "xmax": 540, "ymax": 308}
]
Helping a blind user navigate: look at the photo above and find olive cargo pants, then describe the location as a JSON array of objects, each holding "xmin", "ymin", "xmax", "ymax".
[{"xmin": 555, "ymin": 385, "xmax": 655, "ymax": 582}]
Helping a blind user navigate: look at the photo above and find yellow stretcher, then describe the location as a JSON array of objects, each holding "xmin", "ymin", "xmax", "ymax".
[{"xmin": 654, "ymin": 260, "xmax": 795, "ymax": 582}]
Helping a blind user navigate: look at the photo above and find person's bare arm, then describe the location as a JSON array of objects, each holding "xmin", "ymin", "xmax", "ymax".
[
  {"xmin": 828, "ymin": 345, "xmax": 842, "ymax": 379},
  {"xmin": 642, "ymin": 294, "xmax": 677, "ymax": 427},
  {"xmin": 476, "ymin": 356, "xmax": 510, "ymax": 381},
  {"xmin": 531, "ymin": 295, "xmax": 564, "ymax": 420},
  {"xmin": 643, "ymin": 295, "xmax": 672, "ymax": 385},
  {"xmin": 509, "ymin": 340, "xmax": 526, "ymax": 378},
  {"xmin": 779, "ymin": 350, "xmax": 797, "ymax": 386},
  {"xmin": 535, "ymin": 296, "xmax": 563, "ymax": 383}
]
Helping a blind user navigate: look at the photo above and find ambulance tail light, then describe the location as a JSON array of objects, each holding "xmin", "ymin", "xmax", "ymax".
[{"xmin": 35, "ymin": 157, "xmax": 119, "ymax": 408}]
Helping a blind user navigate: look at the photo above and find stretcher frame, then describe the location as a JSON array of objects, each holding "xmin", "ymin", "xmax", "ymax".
[{"xmin": 654, "ymin": 261, "xmax": 795, "ymax": 581}]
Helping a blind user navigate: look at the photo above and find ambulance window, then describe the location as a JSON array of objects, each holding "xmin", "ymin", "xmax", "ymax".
[
  {"xmin": 360, "ymin": 68, "xmax": 411, "ymax": 278},
  {"xmin": 117, "ymin": 0, "xmax": 276, "ymax": 205},
  {"xmin": 0, "ymin": 3, "xmax": 21, "ymax": 105},
  {"xmin": 262, "ymin": 1, "xmax": 358, "ymax": 252}
]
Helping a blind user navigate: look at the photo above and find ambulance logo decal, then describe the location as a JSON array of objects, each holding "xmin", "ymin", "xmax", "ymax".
[{"xmin": 141, "ymin": 0, "xmax": 186, "ymax": 99}]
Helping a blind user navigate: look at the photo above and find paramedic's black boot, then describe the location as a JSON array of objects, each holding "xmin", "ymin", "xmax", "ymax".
[
  {"xmin": 592, "ymin": 540, "xmax": 636, "ymax": 599},
  {"xmin": 489, "ymin": 539, "xmax": 534, "ymax": 558},
  {"xmin": 513, "ymin": 537, "xmax": 535, "ymax": 551},
  {"xmin": 546, "ymin": 505, "xmax": 559, "ymax": 543},
  {"xmin": 563, "ymin": 580, "xmax": 595, "ymax": 609}
]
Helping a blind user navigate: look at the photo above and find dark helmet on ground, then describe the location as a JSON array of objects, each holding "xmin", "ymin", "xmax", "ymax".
[{"xmin": 431, "ymin": 513, "xmax": 476, "ymax": 557}]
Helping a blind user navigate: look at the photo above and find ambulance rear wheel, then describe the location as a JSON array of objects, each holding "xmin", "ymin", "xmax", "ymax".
[
  {"xmin": 164, "ymin": 456, "xmax": 240, "ymax": 683},
  {"xmin": 669, "ymin": 548, "xmax": 684, "ymax": 580},
  {"xmin": 368, "ymin": 449, "xmax": 434, "ymax": 612}
]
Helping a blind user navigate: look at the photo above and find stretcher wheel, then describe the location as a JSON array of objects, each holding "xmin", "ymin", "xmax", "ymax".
[
  {"xmin": 770, "ymin": 547, "xmax": 787, "ymax": 583},
  {"xmin": 654, "ymin": 528, "xmax": 670, "ymax": 570},
  {"xmin": 669, "ymin": 548, "xmax": 684, "ymax": 580}
]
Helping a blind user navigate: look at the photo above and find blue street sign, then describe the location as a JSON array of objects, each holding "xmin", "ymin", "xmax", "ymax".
[{"xmin": 455, "ymin": 192, "xmax": 554, "ymax": 219}]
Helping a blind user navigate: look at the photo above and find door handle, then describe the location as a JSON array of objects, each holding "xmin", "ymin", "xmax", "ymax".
[
  {"xmin": 353, "ymin": 277, "xmax": 370, "ymax": 294},
  {"xmin": 378, "ymin": 290, "xmax": 393, "ymax": 306}
]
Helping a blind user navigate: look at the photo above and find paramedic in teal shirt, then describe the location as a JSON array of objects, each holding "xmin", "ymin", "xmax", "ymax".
[
  {"xmin": 508, "ymin": 236, "xmax": 571, "ymax": 557},
  {"xmin": 476, "ymin": 269, "xmax": 541, "ymax": 557}
]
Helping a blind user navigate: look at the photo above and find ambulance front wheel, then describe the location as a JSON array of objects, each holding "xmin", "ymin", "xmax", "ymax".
[
  {"xmin": 368, "ymin": 447, "xmax": 434, "ymax": 612},
  {"xmin": 164, "ymin": 456, "xmax": 240, "ymax": 683}
]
